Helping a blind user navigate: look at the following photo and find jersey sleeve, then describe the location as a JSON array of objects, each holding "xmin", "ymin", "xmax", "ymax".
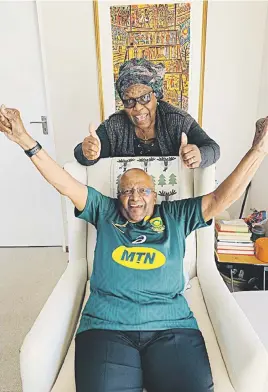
[
  {"xmin": 164, "ymin": 196, "xmax": 212, "ymax": 236},
  {"xmin": 75, "ymin": 186, "xmax": 114, "ymax": 227}
]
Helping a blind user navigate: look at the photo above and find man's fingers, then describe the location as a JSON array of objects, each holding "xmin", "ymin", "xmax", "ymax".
[
  {"xmin": 0, "ymin": 105, "xmax": 20, "ymax": 122},
  {"xmin": 0, "ymin": 104, "xmax": 6, "ymax": 116},
  {"xmin": 0, "ymin": 105, "xmax": 10, "ymax": 122},
  {"xmin": 0, "ymin": 112, "xmax": 11, "ymax": 129},
  {"xmin": 256, "ymin": 117, "xmax": 266, "ymax": 130},
  {"xmin": 253, "ymin": 117, "xmax": 267, "ymax": 146},
  {"xmin": 0, "ymin": 120, "xmax": 12, "ymax": 134}
]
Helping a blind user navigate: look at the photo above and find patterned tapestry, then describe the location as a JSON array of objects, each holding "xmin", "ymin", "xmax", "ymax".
[{"xmin": 110, "ymin": 3, "xmax": 191, "ymax": 111}]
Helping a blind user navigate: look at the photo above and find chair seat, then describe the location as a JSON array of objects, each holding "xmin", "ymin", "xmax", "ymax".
[{"xmin": 51, "ymin": 277, "xmax": 234, "ymax": 392}]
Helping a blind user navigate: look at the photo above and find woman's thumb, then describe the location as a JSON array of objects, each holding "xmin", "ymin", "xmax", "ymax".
[
  {"xmin": 89, "ymin": 124, "xmax": 97, "ymax": 138},
  {"xmin": 181, "ymin": 132, "xmax": 188, "ymax": 147}
]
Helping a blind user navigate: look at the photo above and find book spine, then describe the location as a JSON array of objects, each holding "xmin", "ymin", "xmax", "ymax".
[
  {"xmin": 217, "ymin": 240, "xmax": 253, "ymax": 245},
  {"xmin": 216, "ymin": 223, "xmax": 249, "ymax": 233},
  {"xmin": 217, "ymin": 227, "xmax": 249, "ymax": 233},
  {"xmin": 217, "ymin": 250, "xmax": 254, "ymax": 255},
  {"xmin": 217, "ymin": 246, "xmax": 254, "ymax": 251},
  {"xmin": 217, "ymin": 236, "xmax": 252, "ymax": 241},
  {"xmin": 216, "ymin": 231, "xmax": 251, "ymax": 237}
]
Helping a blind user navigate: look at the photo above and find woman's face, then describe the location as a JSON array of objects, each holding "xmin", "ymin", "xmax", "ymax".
[{"xmin": 122, "ymin": 84, "xmax": 158, "ymax": 129}]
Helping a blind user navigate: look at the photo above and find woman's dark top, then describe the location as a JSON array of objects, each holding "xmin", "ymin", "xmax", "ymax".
[{"xmin": 74, "ymin": 100, "xmax": 220, "ymax": 168}]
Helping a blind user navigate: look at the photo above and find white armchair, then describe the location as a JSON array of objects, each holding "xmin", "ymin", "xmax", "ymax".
[{"xmin": 20, "ymin": 158, "xmax": 268, "ymax": 392}]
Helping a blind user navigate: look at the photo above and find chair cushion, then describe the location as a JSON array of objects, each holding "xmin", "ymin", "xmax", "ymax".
[{"xmin": 51, "ymin": 278, "xmax": 234, "ymax": 392}]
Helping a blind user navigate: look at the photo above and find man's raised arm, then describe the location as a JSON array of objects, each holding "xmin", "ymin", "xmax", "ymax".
[
  {"xmin": 202, "ymin": 117, "xmax": 268, "ymax": 222},
  {"xmin": 0, "ymin": 105, "xmax": 87, "ymax": 211}
]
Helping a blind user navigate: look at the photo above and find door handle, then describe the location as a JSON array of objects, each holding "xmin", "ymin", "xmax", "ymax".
[{"xmin": 30, "ymin": 116, "xmax": 48, "ymax": 135}]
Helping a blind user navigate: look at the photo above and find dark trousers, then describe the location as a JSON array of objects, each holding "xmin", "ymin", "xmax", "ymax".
[{"xmin": 75, "ymin": 328, "xmax": 214, "ymax": 392}]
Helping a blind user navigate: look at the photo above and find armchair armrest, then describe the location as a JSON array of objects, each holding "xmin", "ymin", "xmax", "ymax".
[
  {"xmin": 20, "ymin": 257, "xmax": 88, "ymax": 392},
  {"xmin": 197, "ymin": 227, "xmax": 268, "ymax": 392}
]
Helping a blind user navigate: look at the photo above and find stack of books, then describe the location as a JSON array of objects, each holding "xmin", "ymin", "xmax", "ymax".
[{"xmin": 215, "ymin": 219, "xmax": 254, "ymax": 255}]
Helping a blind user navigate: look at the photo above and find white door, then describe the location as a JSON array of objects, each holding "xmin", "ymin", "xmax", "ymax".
[{"xmin": 0, "ymin": 2, "xmax": 62, "ymax": 246}]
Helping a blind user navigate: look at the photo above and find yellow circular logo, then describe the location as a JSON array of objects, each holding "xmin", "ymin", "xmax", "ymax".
[{"xmin": 149, "ymin": 217, "xmax": 165, "ymax": 232}]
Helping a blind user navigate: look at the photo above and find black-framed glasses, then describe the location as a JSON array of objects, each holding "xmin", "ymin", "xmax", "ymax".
[
  {"xmin": 119, "ymin": 187, "xmax": 154, "ymax": 197},
  {"xmin": 122, "ymin": 91, "xmax": 154, "ymax": 109}
]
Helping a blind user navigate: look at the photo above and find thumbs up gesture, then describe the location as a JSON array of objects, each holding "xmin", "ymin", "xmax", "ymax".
[
  {"xmin": 179, "ymin": 132, "xmax": 202, "ymax": 169},
  {"xmin": 82, "ymin": 124, "xmax": 101, "ymax": 160}
]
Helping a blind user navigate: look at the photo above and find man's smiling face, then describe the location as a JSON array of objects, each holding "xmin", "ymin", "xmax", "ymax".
[{"xmin": 118, "ymin": 168, "xmax": 156, "ymax": 223}]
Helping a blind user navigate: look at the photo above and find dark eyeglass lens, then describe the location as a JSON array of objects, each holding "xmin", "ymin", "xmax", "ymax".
[
  {"xmin": 123, "ymin": 92, "xmax": 152, "ymax": 108},
  {"xmin": 123, "ymin": 99, "xmax": 135, "ymax": 108},
  {"xmin": 139, "ymin": 93, "xmax": 151, "ymax": 104}
]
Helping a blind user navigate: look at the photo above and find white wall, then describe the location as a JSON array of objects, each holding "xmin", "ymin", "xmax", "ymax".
[
  {"xmin": 202, "ymin": 1, "xmax": 268, "ymax": 218},
  {"xmin": 249, "ymin": 9, "xmax": 268, "ymax": 231},
  {"xmin": 37, "ymin": 1, "xmax": 101, "ymax": 166},
  {"xmin": 37, "ymin": 1, "xmax": 101, "ymax": 247},
  {"xmin": 39, "ymin": 1, "xmax": 268, "ymax": 172},
  {"xmin": 36, "ymin": 1, "xmax": 268, "ymax": 242}
]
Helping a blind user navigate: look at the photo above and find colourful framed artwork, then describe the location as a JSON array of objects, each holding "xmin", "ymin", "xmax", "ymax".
[{"xmin": 94, "ymin": 0, "xmax": 207, "ymax": 124}]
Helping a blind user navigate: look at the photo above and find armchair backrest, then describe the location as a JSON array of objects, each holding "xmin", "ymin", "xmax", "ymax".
[{"xmin": 64, "ymin": 157, "xmax": 215, "ymax": 284}]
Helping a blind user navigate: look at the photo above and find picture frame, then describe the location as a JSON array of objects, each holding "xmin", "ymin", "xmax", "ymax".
[{"xmin": 93, "ymin": 0, "xmax": 208, "ymax": 125}]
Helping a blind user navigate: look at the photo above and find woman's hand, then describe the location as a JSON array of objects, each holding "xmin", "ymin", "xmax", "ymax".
[
  {"xmin": 82, "ymin": 124, "xmax": 101, "ymax": 160},
  {"xmin": 179, "ymin": 133, "xmax": 202, "ymax": 169},
  {"xmin": 0, "ymin": 105, "xmax": 36, "ymax": 150}
]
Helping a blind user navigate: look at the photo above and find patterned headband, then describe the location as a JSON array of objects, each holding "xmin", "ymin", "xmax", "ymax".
[{"xmin": 116, "ymin": 58, "xmax": 166, "ymax": 100}]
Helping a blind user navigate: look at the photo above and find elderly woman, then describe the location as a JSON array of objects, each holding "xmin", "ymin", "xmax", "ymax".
[{"xmin": 74, "ymin": 58, "xmax": 220, "ymax": 169}]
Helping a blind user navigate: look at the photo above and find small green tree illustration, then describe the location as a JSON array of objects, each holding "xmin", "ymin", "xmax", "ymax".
[
  {"xmin": 151, "ymin": 175, "xmax": 156, "ymax": 185},
  {"xmin": 158, "ymin": 174, "xmax": 166, "ymax": 187},
  {"xmin": 169, "ymin": 173, "xmax": 177, "ymax": 186}
]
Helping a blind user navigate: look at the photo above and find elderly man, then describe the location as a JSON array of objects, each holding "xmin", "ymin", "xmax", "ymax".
[{"xmin": 0, "ymin": 104, "xmax": 267, "ymax": 392}]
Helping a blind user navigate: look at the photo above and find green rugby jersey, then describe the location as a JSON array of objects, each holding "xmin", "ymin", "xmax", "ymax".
[{"xmin": 75, "ymin": 187, "xmax": 211, "ymax": 334}]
